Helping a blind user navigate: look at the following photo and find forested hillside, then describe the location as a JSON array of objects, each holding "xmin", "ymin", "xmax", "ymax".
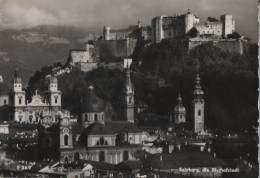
[{"xmin": 27, "ymin": 38, "xmax": 258, "ymax": 130}]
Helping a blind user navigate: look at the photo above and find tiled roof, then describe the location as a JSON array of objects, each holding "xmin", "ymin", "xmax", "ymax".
[
  {"xmin": 105, "ymin": 121, "xmax": 141, "ymax": 133},
  {"xmin": 82, "ymin": 122, "xmax": 115, "ymax": 135},
  {"xmin": 117, "ymin": 160, "xmax": 143, "ymax": 170}
]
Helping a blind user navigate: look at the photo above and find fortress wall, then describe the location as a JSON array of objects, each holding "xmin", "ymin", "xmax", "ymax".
[
  {"xmin": 79, "ymin": 63, "xmax": 98, "ymax": 72},
  {"xmin": 188, "ymin": 39, "xmax": 244, "ymax": 54},
  {"xmin": 214, "ymin": 40, "xmax": 243, "ymax": 54},
  {"xmin": 94, "ymin": 39, "xmax": 137, "ymax": 62},
  {"xmin": 70, "ymin": 50, "xmax": 91, "ymax": 64}
]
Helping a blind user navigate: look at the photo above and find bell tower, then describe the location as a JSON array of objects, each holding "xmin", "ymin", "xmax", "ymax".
[
  {"xmin": 9, "ymin": 68, "xmax": 26, "ymax": 122},
  {"xmin": 192, "ymin": 71, "xmax": 205, "ymax": 133},
  {"xmin": 59, "ymin": 112, "xmax": 73, "ymax": 149},
  {"xmin": 46, "ymin": 75, "xmax": 61, "ymax": 110},
  {"xmin": 123, "ymin": 68, "xmax": 134, "ymax": 123}
]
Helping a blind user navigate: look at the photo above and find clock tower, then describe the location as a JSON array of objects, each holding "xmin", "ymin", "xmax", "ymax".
[
  {"xmin": 59, "ymin": 112, "xmax": 73, "ymax": 149},
  {"xmin": 193, "ymin": 71, "xmax": 205, "ymax": 133}
]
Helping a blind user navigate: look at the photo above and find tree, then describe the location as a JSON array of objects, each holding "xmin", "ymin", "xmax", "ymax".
[
  {"xmin": 187, "ymin": 27, "xmax": 199, "ymax": 38},
  {"xmin": 207, "ymin": 16, "xmax": 219, "ymax": 22},
  {"xmin": 227, "ymin": 31, "xmax": 241, "ymax": 39}
]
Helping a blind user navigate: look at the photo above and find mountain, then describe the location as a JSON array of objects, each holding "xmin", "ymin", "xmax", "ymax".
[{"xmin": 0, "ymin": 25, "xmax": 101, "ymax": 87}]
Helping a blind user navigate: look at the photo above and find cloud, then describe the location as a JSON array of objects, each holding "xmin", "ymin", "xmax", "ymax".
[{"xmin": 0, "ymin": 0, "xmax": 258, "ymax": 40}]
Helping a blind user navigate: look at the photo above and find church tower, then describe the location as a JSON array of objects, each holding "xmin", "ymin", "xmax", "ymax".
[
  {"xmin": 174, "ymin": 94, "xmax": 186, "ymax": 124},
  {"xmin": 9, "ymin": 68, "xmax": 26, "ymax": 122},
  {"xmin": 192, "ymin": 71, "xmax": 205, "ymax": 133},
  {"xmin": 59, "ymin": 113, "xmax": 73, "ymax": 149},
  {"xmin": 123, "ymin": 68, "xmax": 134, "ymax": 123},
  {"xmin": 46, "ymin": 75, "xmax": 61, "ymax": 111}
]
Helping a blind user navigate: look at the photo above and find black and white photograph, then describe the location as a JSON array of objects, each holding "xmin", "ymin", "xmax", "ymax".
[{"xmin": 0, "ymin": 0, "xmax": 258, "ymax": 177}]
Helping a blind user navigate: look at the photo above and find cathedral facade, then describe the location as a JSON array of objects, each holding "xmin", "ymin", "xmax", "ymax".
[{"xmin": 8, "ymin": 69, "xmax": 62, "ymax": 123}]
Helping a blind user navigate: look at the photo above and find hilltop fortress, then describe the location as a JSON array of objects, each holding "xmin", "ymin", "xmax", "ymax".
[
  {"xmin": 151, "ymin": 10, "xmax": 235, "ymax": 43},
  {"xmin": 69, "ymin": 11, "xmax": 249, "ymax": 73}
]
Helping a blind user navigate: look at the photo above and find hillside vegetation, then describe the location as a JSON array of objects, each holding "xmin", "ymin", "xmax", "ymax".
[{"xmin": 27, "ymin": 38, "xmax": 258, "ymax": 130}]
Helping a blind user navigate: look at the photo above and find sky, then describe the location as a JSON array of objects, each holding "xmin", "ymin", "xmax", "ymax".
[{"xmin": 0, "ymin": 0, "xmax": 258, "ymax": 40}]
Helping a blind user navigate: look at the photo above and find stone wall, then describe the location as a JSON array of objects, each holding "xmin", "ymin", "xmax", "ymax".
[
  {"xmin": 94, "ymin": 39, "xmax": 137, "ymax": 62},
  {"xmin": 188, "ymin": 38, "xmax": 245, "ymax": 54}
]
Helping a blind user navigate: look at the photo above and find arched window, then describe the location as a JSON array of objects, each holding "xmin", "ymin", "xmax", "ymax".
[
  {"xmin": 64, "ymin": 135, "xmax": 68, "ymax": 146},
  {"xmin": 54, "ymin": 96, "xmax": 58, "ymax": 104},
  {"xmin": 74, "ymin": 152, "xmax": 80, "ymax": 162},
  {"xmin": 129, "ymin": 97, "xmax": 132, "ymax": 104},
  {"xmin": 99, "ymin": 151, "xmax": 105, "ymax": 162},
  {"xmin": 123, "ymin": 151, "xmax": 129, "ymax": 161},
  {"xmin": 64, "ymin": 157, "xmax": 69, "ymax": 164},
  {"xmin": 29, "ymin": 116, "xmax": 33, "ymax": 123},
  {"xmin": 100, "ymin": 137, "xmax": 105, "ymax": 145},
  {"xmin": 198, "ymin": 110, "xmax": 201, "ymax": 116},
  {"xmin": 85, "ymin": 114, "xmax": 88, "ymax": 121},
  {"xmin": 94, "ymin": 114, "xmax": 98, "ymax": 121}
]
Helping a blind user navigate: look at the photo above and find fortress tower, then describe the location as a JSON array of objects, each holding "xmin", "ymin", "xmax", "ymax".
[
  {"xmin": 221, "ymin": 14, "xmax": 235, "ymax": 37},
  {"xmin": 192, "ymin": 71, "xmax": 205, "ymax": 133},
  {"xmin": 123, "ymin": 68, "xmax": 135, "ymax": 123}
]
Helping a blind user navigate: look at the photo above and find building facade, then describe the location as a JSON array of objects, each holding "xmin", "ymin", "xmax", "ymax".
[
  {"xmin": 8, "ymin": 69, "xmax": 62, "ymax": 123},
  {"xmin": 151, "ymin": 11, "xmax": 235, "ymax": 43}
]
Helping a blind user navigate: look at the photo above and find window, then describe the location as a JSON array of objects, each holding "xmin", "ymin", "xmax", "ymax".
[
  {"xmin": 55, "ymin": 96, "xmax": 58, "ymax": 104},
  {"xmin": 198, "ymin": 110, "xmax": 201, "ymax": 116},
  {"xmin": 64, "ymin": 135, "xmax": 68, "ymax": 146},
  {"xmin": 94, "ymin": 114, "xmax": 98, "ymax": 121},
  {"xmin": 19, "ymin": 99, "xmax": 22, "ymax": 105},
  {"xmin": 64, "ymin": 157, "xmax": 69, "ymax": 164},
  {"xmin": 100, "ymin": 137, "xmax": 105, "ymax": 145},
  {"xmin": 4, "ymin": 99, "xmax": 6, "ymax": 104},
  {"xmin": 129, "ymin": 97, "xmax": 132, "ymax": 104},
  {"xmin": 85, "ymin": 114, "xmax": 88, "ymax": 121},
  {"xmin": 123, "ymin": 151, "xmax": 129, "ymax": 161},
  {"xmin": 29, "ymin": 116, "xmax": 33, "ymax": 123},
  {"xmin": 99, "ymin": 151, "xmax": 105, "ymax": 162}
]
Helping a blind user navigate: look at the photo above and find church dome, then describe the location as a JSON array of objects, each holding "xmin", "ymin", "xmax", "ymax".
[
  {"xmin": 81, "ymin": 85, "xmax": 106, "ymax": 113},
  {"xmin": 174, "ymin": 94, "xmax": 186, "ymax": 113}
]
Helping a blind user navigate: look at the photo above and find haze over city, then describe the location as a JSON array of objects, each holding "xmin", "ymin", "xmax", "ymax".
[{"xmin": 0, "ymin": 0, "xmax": 258, "ymax": 41}]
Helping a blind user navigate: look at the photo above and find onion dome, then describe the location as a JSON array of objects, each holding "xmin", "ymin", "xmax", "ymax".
[
  {"xmin": 0, "ymin": 77, "xmax": 9, "ymax": 96},
  {"xmin": 12, "ymin": 68, "xmax": 22, "ymax": 84},
  {"xmin": 174, "ymin": 94, "xmax": 186, "ymax": 113},
  {"xmin": 81, "ymin": 85, "xmax": 106, "ymax": 112}
]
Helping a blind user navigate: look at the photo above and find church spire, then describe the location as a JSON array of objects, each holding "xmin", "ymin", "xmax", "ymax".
[
  {"xmin": 124, "ymin": 68, "xmax": 134, "ymax": 123},
  {"xmin": 193, "ymin": 70, "xmax": 204, "ymax": 97}
]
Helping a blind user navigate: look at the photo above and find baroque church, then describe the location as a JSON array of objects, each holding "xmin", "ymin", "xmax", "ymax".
[
  {"xmin": 0, "ymin": 65, "xmax": 206, "ymax": 164},
  {"xmin": 0, "ymin": 68, "xmax": 63, "ymax": 123},
  {"xmin": 38, "ymin": 68, "xmax": 143, "ymax": 164}
]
